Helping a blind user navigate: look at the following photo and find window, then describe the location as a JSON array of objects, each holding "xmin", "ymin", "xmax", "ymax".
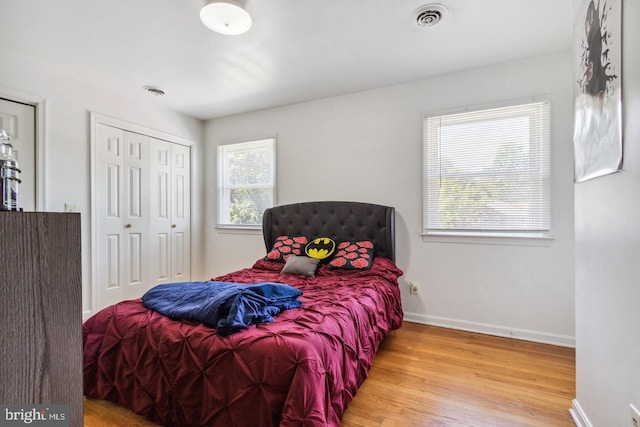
[
  {"xmin": 217, "ymin": 138, "xmax": 276, "ymax": 228},
  {"xmin": 423, "ymin": 99, "xmax": 550, "ymax": 239}
]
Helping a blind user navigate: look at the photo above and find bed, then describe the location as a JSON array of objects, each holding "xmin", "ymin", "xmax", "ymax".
[{"xmin": 83, "ymin": 201, "xmax": 403, "ymax": 426}]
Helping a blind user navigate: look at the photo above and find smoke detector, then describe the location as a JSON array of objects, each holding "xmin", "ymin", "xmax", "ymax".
[{"xmin": 414, "ymin": 4, "xmax": 448, "ymax": 27}]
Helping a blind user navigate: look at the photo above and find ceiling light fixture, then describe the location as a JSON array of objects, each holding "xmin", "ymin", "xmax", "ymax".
[{"xmin": 200, "ymin": 0, "xmax": 252, "ymax": 35}]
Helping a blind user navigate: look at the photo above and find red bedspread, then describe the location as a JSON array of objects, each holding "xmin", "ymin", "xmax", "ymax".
[{"xmin": 83, "ymin": 257, "xmax": 403, "ymax": 427}]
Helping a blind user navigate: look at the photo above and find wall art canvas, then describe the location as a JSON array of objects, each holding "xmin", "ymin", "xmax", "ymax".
[{"xmin": 573, "ymin": 0, "xmax": 622, "ymax": 182}]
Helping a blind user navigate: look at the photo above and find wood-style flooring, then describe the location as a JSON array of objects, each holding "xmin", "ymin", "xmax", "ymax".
[{"xmin": 83, "ymin": 322, "xmax": 575, "ymax": 426}]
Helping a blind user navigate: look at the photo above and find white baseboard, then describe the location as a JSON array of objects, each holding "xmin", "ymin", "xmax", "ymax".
[
  {"xmin": 403, "ymin": 312, "xmax": 575, "ymax": 348},
  {"xmin": 569, "ymin": 399, "xmax": 592, "ymax": 427}
]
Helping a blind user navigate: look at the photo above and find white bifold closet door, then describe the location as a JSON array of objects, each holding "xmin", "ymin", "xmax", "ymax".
[
  {"xmin": 95, "ymin": 123, "xmax": 191, "ymax": 310},
  {"xmin": 148, "ymin": 139, "xmax": 191, "ymax": 287}
]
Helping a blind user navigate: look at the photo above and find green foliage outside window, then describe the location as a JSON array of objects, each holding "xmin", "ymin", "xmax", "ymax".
[
  {"xmin": 230, "ymin": 189, "xmax": 269, "ymax": 225},
  {"xmin": 437, "ymin": 141, "xmax": 528, "ymax": 230},
  {"xmin": 219, "ymin": 138, "xmax": 275, "ymax": 226}
]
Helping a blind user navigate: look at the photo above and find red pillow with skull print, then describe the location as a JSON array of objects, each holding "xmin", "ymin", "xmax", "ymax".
[
  {"xmin": 328, "ymin": 240, "xmax": 376, "ymax": 270},
  {"xmin": 265, "ymin": 236, "xmax": 308, "ymax": 262}
]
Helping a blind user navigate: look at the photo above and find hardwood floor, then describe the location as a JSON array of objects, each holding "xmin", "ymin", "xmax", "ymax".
[
  {"xmin": 341, "ymin": 323, "xmax": 575, "ymax": 426},
  {"xmin": 84, "ymin": 322, "xmax": 575, "ymax": 426}
]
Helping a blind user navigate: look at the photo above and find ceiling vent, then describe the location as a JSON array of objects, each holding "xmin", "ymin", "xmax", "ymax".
[
  {"xmin": 143, "ymin": 85, "xmax": 166, "ymax": 96},
  {"xmin": 414, "ymin": 4, "xmax": 448, "ymax": 27}
]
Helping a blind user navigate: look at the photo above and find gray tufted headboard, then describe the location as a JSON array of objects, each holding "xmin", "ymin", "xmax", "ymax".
[{"xmin": 262, "ymin": 201, "xmax": 395, "ymax": 261}]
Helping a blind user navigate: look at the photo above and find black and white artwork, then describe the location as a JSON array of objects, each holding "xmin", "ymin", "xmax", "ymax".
[{"xmin": 573, "ymin": 0, "xmax": 622, "ymax": 182}]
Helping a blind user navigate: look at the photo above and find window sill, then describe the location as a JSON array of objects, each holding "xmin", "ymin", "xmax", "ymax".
[
  {"xmin": 215, "ymin": 224, "xmax": 262, "ymax": 234},
  {"xmin": 421, "ymin": 232, "xmax": 553, "ymax": 247}
]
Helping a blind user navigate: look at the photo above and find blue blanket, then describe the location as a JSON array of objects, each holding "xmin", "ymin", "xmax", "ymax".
[{"xmin": 141, "ymin": 281, "xmax": 302, "ymax": 336}]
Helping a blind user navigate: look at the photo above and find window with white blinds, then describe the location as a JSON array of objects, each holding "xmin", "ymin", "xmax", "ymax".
[
  {"xmin": 217, "ymin": 138, "xmax": 276, "ymax": 228},
  {"xmin": 423, "ymin": 99, "xmax": 550, "ymax": 238}
]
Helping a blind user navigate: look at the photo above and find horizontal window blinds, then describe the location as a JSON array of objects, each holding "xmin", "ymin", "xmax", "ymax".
[
  {"xmin": 424, "ymin": 100, "xmax": 550, "ymax": 237},
  {"xmin": 218, "ymin": 138, "xmax": 276, "ymax": 227}
]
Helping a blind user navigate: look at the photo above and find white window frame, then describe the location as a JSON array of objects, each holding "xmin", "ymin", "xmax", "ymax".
[
  {"xmin": 217, "ymin": 138, "xmax": 276, "ymax": 230},
  {"xmin": 422, "ymin": 98, "xmax": 552, "ymax": 245}
]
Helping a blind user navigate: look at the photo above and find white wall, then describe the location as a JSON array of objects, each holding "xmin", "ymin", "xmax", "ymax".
[
  {"xmin": 205, "ymin": 52, "xmax": 576, "ymax": 346},
  {"xmin": 0, "ymin": 48, "xmax": 206, "ymax": 317},
  {"xmin": 573, "ymin": 0, "xmax": 640, "ymax": 425}
]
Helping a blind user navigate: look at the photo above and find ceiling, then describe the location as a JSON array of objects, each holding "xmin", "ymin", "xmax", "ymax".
[{"xmin": 1, "ymin": 0, "xmax": 573, "ymax": 121}]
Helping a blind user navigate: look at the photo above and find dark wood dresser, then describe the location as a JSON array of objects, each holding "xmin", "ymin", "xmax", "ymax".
[{"xmin": 0, "ymin": 212, "xmax": 82, "ymax": 426}]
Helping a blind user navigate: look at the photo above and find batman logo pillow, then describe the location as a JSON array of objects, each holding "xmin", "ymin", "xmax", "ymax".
[{"xmin": 304, "ymin": 237, "xmax": 336, "ymax": 261}]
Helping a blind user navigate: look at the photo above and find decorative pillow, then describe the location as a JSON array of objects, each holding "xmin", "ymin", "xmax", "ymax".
[
  {"xmin": 328, "ymin": 240, "xmax": 376, "ymax": 270},
  {"xmin": 304, "ymin": 237, "xmax": 336, "ymax": 262},
  {"xmin": 280, "ymin": 255, "xmax": 320, "ymax": 277},
  {"xmin": 251, "ymin": 258, "xmax": 285, "ymax": 272},
  {"xmin": 265, "ymin": 236, "xmax": 308, "ymax": 262}
]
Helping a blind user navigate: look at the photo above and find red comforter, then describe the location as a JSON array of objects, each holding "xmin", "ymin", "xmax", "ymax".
[{"xmin": 83, "ymin": 257, "xmax": 403, "ymax": 427}]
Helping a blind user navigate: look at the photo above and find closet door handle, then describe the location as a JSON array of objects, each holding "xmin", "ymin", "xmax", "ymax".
[
  {"xmin": 172, "ymin": 224, "xmax": 177, "ymax": 228},
  {"xmin": 125, "ymin": 223, "xmax": 132, "ymax": 228}
]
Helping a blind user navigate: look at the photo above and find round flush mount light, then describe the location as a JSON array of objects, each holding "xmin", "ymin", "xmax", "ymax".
[
  {"xmin": 414, "ymin": 3, "xmax": 448, "ymax": 27},
  {"xmin": 200, "ymin": 0, "xmax": 252, "ymax": 35},
  {"xmin": 143, "ymin": 85, "xmax": 166, "ymax": 96}
]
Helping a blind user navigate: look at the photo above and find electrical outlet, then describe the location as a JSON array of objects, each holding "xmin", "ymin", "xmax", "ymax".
[
  {"xmin": 631, "ymin": 404, "xmax": 640, "ymax": 427},
  {"xmin": 409, "ymin": 281, "xmax": 419, "ymax": 295},
  {"xmin": 64, "ymin": 203, "xmax": 77, "ymax": 213}
]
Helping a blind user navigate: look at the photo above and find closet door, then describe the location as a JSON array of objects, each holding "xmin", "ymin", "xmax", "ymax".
[
  {"xmin": 95, "ymin": 124, "xmax": 151, "ymax": 309},
  {"xmin": 95, "ymin": 123, "xmax": 126, "ymax": 309},
  {"xmin": 94, "ymin": 122, "xmax": 191, "ymax": 311},
  {"xmin": 122, "ymin": 131, "xmax": 151, "ymax": 300},
  {"xmin": 170, "ymin": 143, "xmax": 191, "ymax": 282},
  {"xmin": 149, "ymin": 140, "xmax": 191, "ymax": 285},
  {"xmin": 149, "ymin": 139, "xmax": 172, "ymax": 286}
]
